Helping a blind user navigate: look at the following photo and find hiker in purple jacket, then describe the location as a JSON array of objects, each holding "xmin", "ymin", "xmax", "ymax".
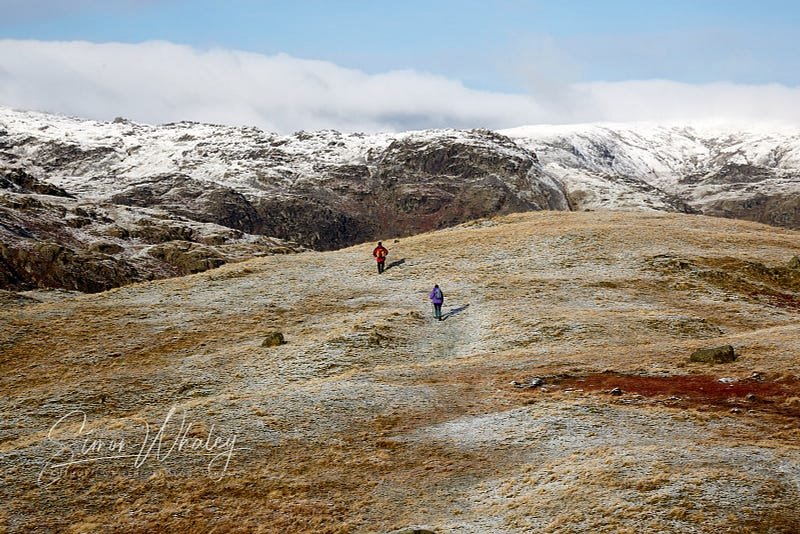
[{"xmin": 429, "ymin": 284, "xmax": 444, "ymax": 321}]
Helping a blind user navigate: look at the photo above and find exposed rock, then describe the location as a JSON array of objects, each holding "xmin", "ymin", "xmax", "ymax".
[
  {"xmin": 680, "ymin": 163, "xmax": 774, "ymax": 186},
  {"xmin": 262, "ymin": 331, "xmax": 287, "ymax": 347},
  {"xmin": 5, "ymin": 130, "xmax": 573, "ymax": 253},
  {"xmin": 0, "ymin": 167, "xmax": 73, "ymax": 197},
  {"xmin": 252, "ymin": 195, "xmax": 369, "ymax": 251},
  {"xmin": 610, "ymin": 387, "xmax": 624, "ymax": 396},
  {"xmin": 200, "ymin": 231, "xmax": 241, "ymax": 246},
  {"xmin": 128, "ymin": 220, "xmax": 195, "ymax": 244},
  {"xmin": 110, "ymin": 174, "xmax": 264, "ymax": 234},
  {"xmin": 512, "ymin": 377, "xmax": 544, "ymax": 389},
  {"xmin": 503, "ymin": 125, "xmax": 800, "ymax": 229},
  {"xmin": 366, "ymin": 130, "xmax": 568, "ymax": 240},
  {"xmin": 0, "ymin": 188, "xmax": 303, "ymax": 292},
  {"xmin": 690, "ymin": 345, "xmax": 736, "ymax": 364},
  {"xmin": 101, "ymin": 224, "xmax": 130, "ymax": 239},
  {"xmin": 89, "ymin": 241, "xmax": 124, "ymax": 255},
  {"xmin": 702, "ymin": 192, "xmax": 800, "ymax": 229},
  {"xmin": 241, "ymin": 130, "xmax": 570, "ymax": 250},
  {"xmin": 0, "ymin": 111, "xmax": 574, "ymax": 252},
  {"xmin": 0, "ymin": 240, "xmax": 143, "ymax": 292},
  {"xmin": 146, "ymin": 241, "xmax": 226, "ymax": 274}
]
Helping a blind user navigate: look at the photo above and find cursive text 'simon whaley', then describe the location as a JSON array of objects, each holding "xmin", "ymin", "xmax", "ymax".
[{"xmin": 39, "ymin": 407, "xmax": 243, "ymax": 487}]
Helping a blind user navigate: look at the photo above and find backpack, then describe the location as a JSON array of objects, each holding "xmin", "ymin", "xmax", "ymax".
[{"xmin": 434, "ymin": 288, "xmax": 442, "ymax": 300}]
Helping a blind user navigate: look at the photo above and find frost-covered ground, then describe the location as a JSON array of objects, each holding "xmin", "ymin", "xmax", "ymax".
[{"xmin": 1, "ymin": 210, "xmax": 799, "ymax": 532}]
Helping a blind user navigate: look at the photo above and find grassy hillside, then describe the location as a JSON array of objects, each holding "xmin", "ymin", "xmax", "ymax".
[{"xmin": 1, "ymin": 210, "xmax": 799, "ymax": 533}]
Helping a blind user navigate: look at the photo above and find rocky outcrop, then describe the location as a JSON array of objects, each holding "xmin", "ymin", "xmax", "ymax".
[
  {"xmin": 702, "ymin": 192, "xmax": 800, "ymax": 229},
  {"xmin": 89, "ymin": 129, "xmax": 571, "ymax": 251},
  {"xmin": 261, "ymin": 331, "xmax": 287, "ymax": 347},
  {"xmin": 679, "ymin": 163, "xmax": 775, "ymax": 186},
  {"xmin": 365, "ymin": 130, "xmax": 567, "ymax": 238},
  {"xmin": 251, "ymin": 195, "xmax": 369, "ymax": 251},
  {"xmin": 0, "ymin": 167, "xmax": 73, "ymax": 197},
  {"xmin": 0, "ymin": 183, "xmax": 303, "ymax": 293},
  {"xmin": 0, "ymin": 239, "xmax": 145, "ymax": 293},
  {"xmin": 146, "ymin": 241, "xmax": 226, "ymax": 274},
  {"xmin": 110, "ymin": 174, "xmax": 263, "ymax": 234},
  {"xmin": 502, "ymin": 124, "xmax": 800, "ymax": 227}
]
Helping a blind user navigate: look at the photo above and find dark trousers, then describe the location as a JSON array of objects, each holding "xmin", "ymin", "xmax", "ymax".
[
  {"xmin": 433, "ymin": 303, "xmax": 442, "ymax": 320},
  {"xmin": 377, "ymin": 261, "xmax": 385, "ymax": 274}
]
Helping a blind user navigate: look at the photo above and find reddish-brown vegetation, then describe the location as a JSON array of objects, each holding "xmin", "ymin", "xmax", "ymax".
[{"xmin": 549, "ymin": 373, "xmax": 800, "ymax": 416}]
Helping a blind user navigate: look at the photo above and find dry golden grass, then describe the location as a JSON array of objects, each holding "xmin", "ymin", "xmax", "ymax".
[{"xmin": 1, "ymin": 210, "xmax": 800, "ymax": 533}]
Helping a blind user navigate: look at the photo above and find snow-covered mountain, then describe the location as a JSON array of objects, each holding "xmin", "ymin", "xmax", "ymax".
[
  {"xmin": 2, "ymin": 106, "xmax": 800, "ymax": 291},
  {"xmin": 503, "ymin": 121, "xmax": 800, "ymax": 226},
  {"xmin": 0, "ymin": 107, "xmax": 568, "ymax": 249}
]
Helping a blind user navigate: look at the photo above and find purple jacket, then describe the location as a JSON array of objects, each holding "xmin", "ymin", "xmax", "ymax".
[{"xmin": 429, "ymin": 286, "xmax": 444, "ymax": 304}]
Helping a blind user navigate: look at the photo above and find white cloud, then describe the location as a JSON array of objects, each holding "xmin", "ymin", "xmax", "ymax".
[
  {"xmin": 580, "ymin": 80, "xmax": 800, "ymax": 125},
  {"xmin": 0, "ymin": 39, "xmax": 799, "ymax": 133}
]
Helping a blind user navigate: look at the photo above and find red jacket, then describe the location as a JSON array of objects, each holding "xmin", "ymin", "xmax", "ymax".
[{"xmin": 373, "ymin": 245, "xmax": 388, "ymax": 262}]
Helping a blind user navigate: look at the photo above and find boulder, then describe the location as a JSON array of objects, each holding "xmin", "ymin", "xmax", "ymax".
[
  {"xmin": 690, "ymin": 345, "xmax": 736, "ymax": 363},
  {"xmin": 262, "ymin": 332, "xmax": 287, "ymax": 347}
]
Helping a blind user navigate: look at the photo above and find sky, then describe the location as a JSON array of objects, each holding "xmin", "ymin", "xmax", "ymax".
[{"xmin": 1, "ymin": 0, "xmax": 799, "ymax": 133}]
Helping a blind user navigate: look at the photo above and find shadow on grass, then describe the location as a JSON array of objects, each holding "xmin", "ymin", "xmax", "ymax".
[
  {"xmin": 385, "ymin": 258, "xmax": 406, "ymax": 271},
  {"xmin": 442, "ymin": 303, "xmax": 470, "ymax": 321}
]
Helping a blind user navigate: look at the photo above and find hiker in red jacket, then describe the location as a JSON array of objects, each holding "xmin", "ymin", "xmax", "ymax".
[{"xmin": 372, "ymin": 242, "xmax": 388, "ymax": 274}]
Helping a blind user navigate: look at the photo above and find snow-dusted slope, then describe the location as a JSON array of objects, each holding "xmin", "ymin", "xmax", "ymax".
[
  {"xmin": 502, "ymin": 122, "xmax": 800, "ymax": 224},
  {"xmin": 0, "ymin": 106, "xmax": 393, "ymax": 197}
]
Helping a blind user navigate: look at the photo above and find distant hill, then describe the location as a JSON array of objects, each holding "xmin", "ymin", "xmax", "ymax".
[{"xmin": 503, "ymin": 122, "xmax": 800, "ymax": 228}]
